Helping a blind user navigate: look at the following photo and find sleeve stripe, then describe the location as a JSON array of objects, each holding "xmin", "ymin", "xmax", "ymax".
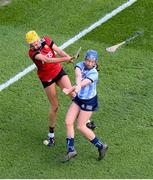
[
  {"xmin": 75, "ymin": 65, "xmax": 81, "ymax": 70},
  {"xmin": 33, "ymin": 52, "xmax": 40, "ymax": 59},
  {"xmin": 50, "ymin": 41, "xmax": 54, "ymax": 48},
  {"xmin": 87, "ymin": 77, "xmax": 93, "ymax": 83}
]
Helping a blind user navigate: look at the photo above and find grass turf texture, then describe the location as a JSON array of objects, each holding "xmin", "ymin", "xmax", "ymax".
[{"xmin": 0, "ymin": 0, "xmax": 153, "ymax": 178}]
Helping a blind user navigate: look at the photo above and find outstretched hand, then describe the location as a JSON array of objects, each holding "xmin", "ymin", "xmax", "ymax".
[
  {"xmin": 63, "ymin": 86, "xmax": 76, "ymax": 95},
  {"xmin": 67, "ymin": 47, "xmax": 81, "ymax": 64},
  {"xmin": 67, "ymin": 56, "xmax": 75, "ymax": 64},
  {"xmin": 63, "ymin": 84, "xmax": 81, "ymax": 96}
]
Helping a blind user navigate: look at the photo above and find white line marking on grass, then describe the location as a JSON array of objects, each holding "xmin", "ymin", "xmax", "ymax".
[
  {"xmin": 0, "ymin": 0, "xmax": 12, "ymax": 7},
  {"xmin": 0, "ymin": 0, "xmax": 137, "ymax": 92}
]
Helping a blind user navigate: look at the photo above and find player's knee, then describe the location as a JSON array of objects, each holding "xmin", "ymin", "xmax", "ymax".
[
  {"xmin": 65, "ymin": 119, "xmax": 73, "ymax": 127},
  {"xmin": 77, "ymin": 124, "xmax": 84, "ymax": 132}
]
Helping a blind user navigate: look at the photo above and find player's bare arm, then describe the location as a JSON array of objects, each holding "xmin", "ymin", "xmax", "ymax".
[
  {"xmin": 75, "ymin": 67, "xmax": 92, "ymax": 93},
  {"xmin": 35, "ymin": 53, "xmax": 73, "ymax": 63},
  {"xmin": 52, "ymin": 44, "xmax": 74, "ymax": 63},
  {"xmin": 52, "ymin": 44, "xmax": 71, "ymax": 58},
  {"xmin": 63, "ymin": 70, "xmax": 92, "ymax": 95}
]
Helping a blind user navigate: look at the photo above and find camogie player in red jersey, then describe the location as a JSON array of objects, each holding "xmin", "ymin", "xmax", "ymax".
[
  {"xmin": 26, "ymin": 30, "xmax": 75, "ymax": 147},
  {"xmin": 26, "ymin": 30, "xmax": 96, "ymax": 147}
]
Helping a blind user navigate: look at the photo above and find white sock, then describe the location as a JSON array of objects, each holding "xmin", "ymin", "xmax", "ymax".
[{"xmin": 48, "ymin": 132, "xmax": 54, "ymax": 138}]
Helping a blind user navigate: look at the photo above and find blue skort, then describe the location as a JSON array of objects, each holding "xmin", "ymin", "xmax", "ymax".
[{"xmin": 72, "ymin": 95, "xmax": 98, "ymax": 111}]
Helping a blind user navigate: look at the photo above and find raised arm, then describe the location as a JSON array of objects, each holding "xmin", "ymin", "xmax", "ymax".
[
  {"xmin": 34, "ymin": 43, "xmax": 73, "ymax": 63},
  {"xmin": 52, "ymin": 44, "xmax": 71, "ymax": 58},
  {"xmin": 34, "ymin": 53, "xmax": 72, "ymax": 63},
  {"xmin": 73, "ymin": 67, "xmax": 91, "ymax": 94},
  {"xmin": 62, "ymin": 67, "xmax": 92, "ymax": 95}
]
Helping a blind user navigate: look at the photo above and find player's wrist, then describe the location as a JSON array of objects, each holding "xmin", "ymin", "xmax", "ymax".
[
  {"xmin": 76, "ymin": 83, "xmax": 81, "ymax": 87},
  {"xmin": 74, "ymin": 84, "xmax": 81, "ymax": 93}
]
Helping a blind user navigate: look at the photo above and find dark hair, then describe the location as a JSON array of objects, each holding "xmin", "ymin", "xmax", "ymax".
[{"xmin": 95, "ymin": 62, "xmax": 100, "ymax": 71}]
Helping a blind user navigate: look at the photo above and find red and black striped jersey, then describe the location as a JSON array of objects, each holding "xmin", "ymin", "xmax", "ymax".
[{"xmin": 29, "ymin": 36, "xmax": 62, "ymax": 82}]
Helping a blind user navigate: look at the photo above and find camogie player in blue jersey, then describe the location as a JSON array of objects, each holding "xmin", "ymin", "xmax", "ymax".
[{"xmin": 62, "ymin": 50, "xmax": 108, "ymax": 162}]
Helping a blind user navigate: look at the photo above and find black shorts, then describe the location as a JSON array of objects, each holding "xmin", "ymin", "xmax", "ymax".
[
  {"xmin": 41, "ymin": 68, "xmax": 67, "ymax": 88},
  {"xmin": 72, "ymin": 95, "xmax": 98, "ymax": 112}
]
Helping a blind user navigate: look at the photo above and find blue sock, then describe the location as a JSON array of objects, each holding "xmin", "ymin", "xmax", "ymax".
[
  {"xmin": 90, "ymin": 137, "xmax": 103, "ymax": 150},
  {"xmin": 66, "ymin": 138, "xmax": 75, "ymax": 152}
]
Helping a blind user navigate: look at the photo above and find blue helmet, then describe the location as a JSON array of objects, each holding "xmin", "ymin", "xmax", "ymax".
[{"xmin": 85, "ymin": 50, "xmax": 98, "ymax": 61}]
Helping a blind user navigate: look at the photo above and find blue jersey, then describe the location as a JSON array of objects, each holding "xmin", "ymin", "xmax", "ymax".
[{"xmin": 75, "ymin": 61, "xmax": 98, "ymax": 99}]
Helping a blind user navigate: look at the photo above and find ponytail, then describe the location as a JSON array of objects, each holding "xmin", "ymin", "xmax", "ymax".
[{"xmin": 95, "ymin": 63, "xmax": 100, "ymax": 71}]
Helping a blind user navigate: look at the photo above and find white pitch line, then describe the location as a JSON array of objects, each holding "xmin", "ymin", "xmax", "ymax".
[{"xmin": 0, "ymin": 0, "xmax": 137, "ymax": 92}]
